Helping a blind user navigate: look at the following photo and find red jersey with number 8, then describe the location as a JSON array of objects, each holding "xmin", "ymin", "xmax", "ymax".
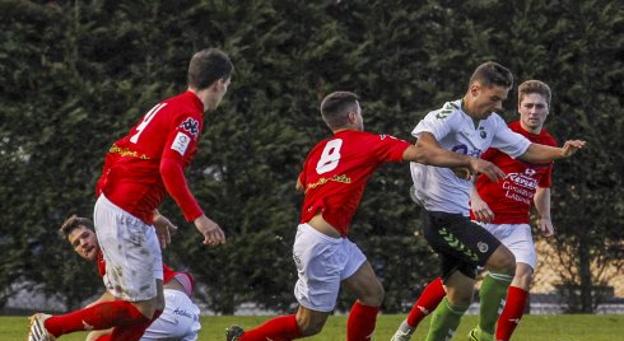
[
  {"xmin": 96, "ymin": 91, "xmax": 205, "ymax": 224},
  {"xmin": 298, "ymin": 130, "xmax": 410, "ymax": 236}
]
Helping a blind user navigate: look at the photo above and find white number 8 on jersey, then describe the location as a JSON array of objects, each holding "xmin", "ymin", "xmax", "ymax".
[{"xmin": 316, "ymin": 139, "xmax": 343, "ymax": 174}]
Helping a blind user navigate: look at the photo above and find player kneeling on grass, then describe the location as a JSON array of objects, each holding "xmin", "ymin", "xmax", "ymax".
[
  {"xmin": 226, "ymin": 91, "xmax": 507, "ymax": 341},
  {"xmin": 29, "ymin": 215, "xmax": 201, "ymax": 341}
]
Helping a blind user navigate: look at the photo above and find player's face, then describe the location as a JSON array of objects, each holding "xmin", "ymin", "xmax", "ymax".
[
  {"xmin": 471, "ymin": 84, "xmax": 510, "ymax": 119},
  {"xmin": 68, "ymin": 226, "xmax": 99, "ymax": 262},
  {"xmin": 518, "ymin": 93, "xmax": 549, "ymax": 133}
]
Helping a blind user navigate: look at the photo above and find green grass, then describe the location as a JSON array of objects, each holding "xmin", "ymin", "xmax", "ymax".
[{"xmin": 7, "ymin": 314, "xmax": 623, "ymax": 340}]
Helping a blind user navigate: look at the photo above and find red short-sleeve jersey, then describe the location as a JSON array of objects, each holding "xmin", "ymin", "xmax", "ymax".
[
  {"xmin": 471, "ymin": 121, "xmax": 557, "ymax": 224},
  {"xmin": 96, "ymin": 91, "xmax": 205, "ymax": 224},
  {"xmin": 299, "ymin": 130, "xmax": 410, "ymax": 236}
]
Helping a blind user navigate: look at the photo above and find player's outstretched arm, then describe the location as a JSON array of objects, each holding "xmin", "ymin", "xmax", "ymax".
[
  {"xmin": 403, "ymin": 132, "xmax": 505, "ymax": 182},
  {"xmin": 520, "ymin": 140, "xmax": 586, "ymax": 164}
]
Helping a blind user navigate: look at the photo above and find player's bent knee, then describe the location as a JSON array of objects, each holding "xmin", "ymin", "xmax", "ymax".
[
  {"xmin": 514, "ymin": 264, "xmax": 533, "ymax": 289},
  {"xmin": 446, "ymin": 288, "xmax": 473, "ymax": 307},
  {"xmin": 487, "ymin": 246, "xmax": 516, "ymax": 275},
  {"xmin": 358, "ymin": 280, "xmax": 384, "ymax": 307}
]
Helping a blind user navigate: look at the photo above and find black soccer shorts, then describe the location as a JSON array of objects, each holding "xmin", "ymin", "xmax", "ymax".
[{"xmin": 421, "ymin": 210, "xmax": 501, "ymax": 280}]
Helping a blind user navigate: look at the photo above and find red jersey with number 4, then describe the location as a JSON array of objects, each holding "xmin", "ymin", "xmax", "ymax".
[
  {"xmin": 96, "ymin": 91, "xmax": 205, "ymax": 224},
  {"xmin": 472, "ymin": 121, "xmax": 557, "ymax": 224},
  {"xmin": 299, "ymin": 130, "xmax": 410, "ymax": 236}
]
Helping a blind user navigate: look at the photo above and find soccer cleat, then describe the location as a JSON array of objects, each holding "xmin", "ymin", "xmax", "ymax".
[
  {"xmin": 225, "ymin": 325, "xmax": 245, "ymax": 341},
  {"xmin": 27, "ymin": 313, "xmax": 56, "ymax": 341},
  {"xmin": 468, "ymin": 326, "xmax": 494, "ymax": 341},
  {"xmin": 390, "ymin": 320, "xmax": 415, "ymax": 341}
]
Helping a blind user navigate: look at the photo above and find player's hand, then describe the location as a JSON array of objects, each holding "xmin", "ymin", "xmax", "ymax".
[
  {"xmin": 194, "ymin": 215, "xmax": 226, "ymax": 246},
  {"xmin": 560, "ymin": 140, "xmax": 586, "ymax": 158},
  {"xmin": 153, "ymin": 213, "xmax": 178, "ymax": 249},
  {"xmin": 468, "ymin": 158, "xmax": 505, "ymax": 182},
  {"xmin": 538, "ymin": 217, "xmax": 555, "ymax": 237},
  {"xmin": 471, "ymin": 194, "xmax": 494, "ymax": 223},
  {"xmin": 451, "ymin": 167, "xmax": 471, "ymax": 180}
]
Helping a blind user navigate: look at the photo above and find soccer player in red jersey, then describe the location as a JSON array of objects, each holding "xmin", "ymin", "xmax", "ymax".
[
  {"xmin": 392, "ymin": 80, "xmax": 564, "ymax": 341},
  {"xmin": 49, "ymin": 215, "xmax": 201, "ymax": 340},
  {"xmin": 226, "ymin": 91, "xmax": 506, "ymax": 341},
  {"xmin": 28, "ymin": 48, "xmax": 233, "ymax": 341},
  {"xmin": 468, "ymin": 80, "xmax": 558, "ymax": 341}
]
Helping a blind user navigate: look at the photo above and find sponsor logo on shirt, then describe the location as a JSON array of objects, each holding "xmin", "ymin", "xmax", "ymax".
[
  {"xmin": 502, "ymin": 172, "xmax": 539, "ymax": 204},
  {"xmin": 179, "ymin": 117, "xmax": 200, "ymax": 138},
  {"xmin": 451, "ymin": 144, "xmax": 482, "ymax": 157},
  {"xmin": 305, "ymin": 174, "xmax": 351, "ymax": 192},
  {"xmin": 505, "ymin": 173, "xmax": 538, "ymax": 189},
  {"xmin": 109, "ymin": 144, "xmax": 150, "ymax": 160},
  {"xmin": 171, "ymin": 132, "xmax": 191, "ymax": 156}
]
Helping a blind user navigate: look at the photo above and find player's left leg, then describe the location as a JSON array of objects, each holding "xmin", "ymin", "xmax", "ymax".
[
  {"xmin": 391, "ymin": 277, "xmax": 446, "ymax": 341},
  {"xmin": 473, "ymin": 223, "xmax": 534, "ymax": 341},
  {"xmin": 471, "ymin": 272, "xmax": 512, "ymax": 341},
  {"xmin": 496, "ymin": 262, "xmax": 533, "ymax": 341},
  {"xmin": 227, "ymin": 223, "xmax": 340, "ymax": 341},
  {"xmin": 342, "ymin": 260, "xmax": 384, "ymax": 341},
  {"xmin": 425, "ymin": 269, "xmax": 475, "ymax": 341}
]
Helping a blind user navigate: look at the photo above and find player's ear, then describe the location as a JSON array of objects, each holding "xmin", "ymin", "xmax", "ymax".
[
  {"xmin": 347, "ymin": 111, "xmax": 357, "ymax": 124},
  {"xmin": 469, "ymin": 82, "xmax": 481, "ymax": 98}
]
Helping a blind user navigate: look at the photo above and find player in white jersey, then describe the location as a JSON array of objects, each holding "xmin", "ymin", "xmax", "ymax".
[{"xmin": 396, "ymin": 62, "xmax": 584, "ymax": 341}]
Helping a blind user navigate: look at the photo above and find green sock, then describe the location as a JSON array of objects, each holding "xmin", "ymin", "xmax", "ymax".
[
  {"xmin": 479, "ymin": 272, "xmax": 513, "ymax": 334},
  {"xmin": 425, "ymin": 297, "xmax": 469, "ymax": 341}
]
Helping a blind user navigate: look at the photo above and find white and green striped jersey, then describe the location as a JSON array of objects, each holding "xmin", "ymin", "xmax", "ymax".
[{"xmin": 409, "ymin": 99, "xmax": 531, "ymax": 215}]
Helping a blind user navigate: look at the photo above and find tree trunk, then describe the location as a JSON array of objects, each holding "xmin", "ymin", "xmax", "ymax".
[{"xmin": 578, "ymin": 236, "xmax": 594, "ymax": 313}]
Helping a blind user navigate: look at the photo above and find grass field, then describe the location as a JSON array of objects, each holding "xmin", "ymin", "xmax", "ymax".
[{"xmin": 5, "ymin": 314, "xmax": 623, "ymax": 340}]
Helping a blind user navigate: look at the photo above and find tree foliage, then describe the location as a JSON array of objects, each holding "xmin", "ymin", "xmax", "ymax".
[{"xmin": 0, "ymin": 0, "xmax": 622, "ymax": 313}]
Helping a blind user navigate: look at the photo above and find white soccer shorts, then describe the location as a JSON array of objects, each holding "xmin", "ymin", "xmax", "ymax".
[
  {"xmin": 293, "ymin": 223, "xmax": 367, "ymax": 312},
  {"xmin": 141, "ymin": 288, "xmax": 201, "ymax": 341},
  {"xmin": 478, "ymin": 222, "xmax": 537, "ymax": 270},
  {"xmin": 94, "ymin": 194, "xmax": 163, "ymax": 301}
]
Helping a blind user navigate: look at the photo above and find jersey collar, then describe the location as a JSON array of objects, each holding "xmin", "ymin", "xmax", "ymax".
[{"xmin": 186, "ymin": 90, "xmax": 205, "ymax": 113}]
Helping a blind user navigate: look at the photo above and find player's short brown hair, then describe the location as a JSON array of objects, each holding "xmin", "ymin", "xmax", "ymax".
[
  {"xmin": 187, "ymin": 48, "xmax": 234, "ymax": 90},
  {"xmin": 469, "ymin": 61, "xmax": 514, "ymax": 89},
  {"xmin": 518, "ymin": 79, "xmax": 552, "ymax": 107},
  {"xmin": 59, "ymin": 214, "xmax": 94, "ymax": 239},
  {"xmin": 320, "ymin": 91, "xmax": 359, "ymax": 129}
]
